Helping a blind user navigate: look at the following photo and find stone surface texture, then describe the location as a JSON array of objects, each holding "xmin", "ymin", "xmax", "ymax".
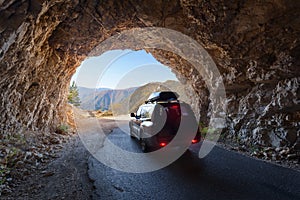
[{"xmin": 0, "ymin": 0, "xmax": 299, "ymax": 150}]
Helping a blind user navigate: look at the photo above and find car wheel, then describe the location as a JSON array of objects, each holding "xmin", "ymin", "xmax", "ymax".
[
  {"xmin": 185, "ymin": 148, "xmax": 191, "ymax": 154},
  {"xmin": 140, "ymin": 139, "xmax": 148, "ymax": 152},
  {"xmin": 130, "ymin": 127, "xmax": 135, "ymax": 138}
]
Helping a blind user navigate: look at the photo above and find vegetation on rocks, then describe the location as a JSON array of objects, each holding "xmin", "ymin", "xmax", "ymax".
[
  {"xmin": 92, "ymin": 110, "xmax": 114, "ymax": 118},
  {"xmin": 68, "ymin": 82, "xmax": 81, "ymax": 107},
  {"xmin": 0, "ymin": 105, "xmax": 76, "ymax": 196},
  {"xmin": 55, "ymin": 124, "xmax": 69, "ymax": 135}
]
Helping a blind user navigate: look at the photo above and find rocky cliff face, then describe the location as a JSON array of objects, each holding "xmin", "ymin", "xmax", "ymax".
[{"xmin": 0, "ymin": 0, "xmax": 299, "ymax": 150}]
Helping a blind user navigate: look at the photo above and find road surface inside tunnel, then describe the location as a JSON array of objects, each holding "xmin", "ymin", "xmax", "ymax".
[{"xmin": 87, "ymin": 118, "xmax": 300, "ymax": 200}]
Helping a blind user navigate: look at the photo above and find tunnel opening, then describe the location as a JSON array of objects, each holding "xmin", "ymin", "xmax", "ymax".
[{"xmin": 68, "ymin": 48, "xmax": 211, "ymax": 127}]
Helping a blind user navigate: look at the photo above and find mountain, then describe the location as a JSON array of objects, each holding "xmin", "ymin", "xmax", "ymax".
[
  {"xmin": 110, "ymin": 80, "xmax": 188, "ymax": 114},
  {"xmin": 77, "ymin": 87, "xmax": 111, "ymax": 100},
  {"xmin": 78, "ymin": 87, "xmax": 137, "ymax": 110},
  {"xmin": 78, "ymin": 80, "xmax": 189, "ymax": 113}
]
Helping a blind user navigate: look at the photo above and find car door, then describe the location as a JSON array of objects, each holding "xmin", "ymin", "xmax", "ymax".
[{"xmin": 139, "ymin": 105, "xmax": 155, "ymax": 138}]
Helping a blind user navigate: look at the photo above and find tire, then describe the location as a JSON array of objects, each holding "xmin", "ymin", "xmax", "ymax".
[
  {"xmin": 129, "ymin": 127, "xmax": 135, "ymax": 138},
  {"xmin": 139, "ymin": 129, "xmax": 149, "ymax": 152},
  {"xmin": 140, "ymin": 139, "xmax": 148, "ymax": 152},
  {"xmin": 185, "ymin": 148, "xmax": 191, "ymax": 154},
  {"xmin": 130, "ymin": 129, "xmax": 136, "ymax": 139}
]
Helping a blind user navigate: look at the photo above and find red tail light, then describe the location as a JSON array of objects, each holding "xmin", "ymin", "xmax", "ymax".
[
  {"xmin": 192, "ymin": 139, "xmax": 198, "ymax": 144},
  {"xmin": 160, "ymin": 142, "xmax": 167, "ymax": 147},
  {"xmin": 169, "ymin": 104, "xmax": 179, "ymax": 109}
]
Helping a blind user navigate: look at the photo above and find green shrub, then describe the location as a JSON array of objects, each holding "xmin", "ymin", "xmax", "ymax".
[{"xmin": 56, "ymin": 124, "xmax": 69, "ymax": 134}]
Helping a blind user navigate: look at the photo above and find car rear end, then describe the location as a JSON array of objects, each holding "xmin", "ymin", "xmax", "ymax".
[{"xmin": 151, "ymin": 101, "xmax": 201, "ymax": 150}]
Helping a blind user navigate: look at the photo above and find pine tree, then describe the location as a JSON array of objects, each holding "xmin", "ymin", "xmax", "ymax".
[{"xmin": 68, "ymin": 81, "xmax": 81, "ymax": 107}]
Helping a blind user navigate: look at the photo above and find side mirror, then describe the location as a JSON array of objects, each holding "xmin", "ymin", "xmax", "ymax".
[{"xmin": 130, "ymin": 113, "xmax": 136, "ymax": 117}]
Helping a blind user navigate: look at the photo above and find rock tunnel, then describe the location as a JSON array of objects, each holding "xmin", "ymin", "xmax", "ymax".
[{"xmin": 0, "ymin": 0, "xmax": 299, "ymax": 150}]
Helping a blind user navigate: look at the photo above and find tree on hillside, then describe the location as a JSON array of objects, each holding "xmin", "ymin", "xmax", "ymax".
[{"xmin": 68, "ymin": 81, "xmax": 81, "ymax": 107}]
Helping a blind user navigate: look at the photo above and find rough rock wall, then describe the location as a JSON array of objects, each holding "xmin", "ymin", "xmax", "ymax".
[
  {"xmin": 0, "ymin": 0, "xmax": 299, "ymax": 149},
  {"xmin": 0, "ymin": 0, "xmax": 80, "ymax": 133}
]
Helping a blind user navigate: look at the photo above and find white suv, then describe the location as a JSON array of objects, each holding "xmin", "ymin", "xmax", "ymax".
[{"xmin": 129, "ymin": 91, "xmax": 201, "ymax": 152}]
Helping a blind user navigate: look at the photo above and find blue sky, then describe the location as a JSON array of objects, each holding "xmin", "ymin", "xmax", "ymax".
[{"xmin": 71, "ymin": 50, "xmax": 178, "ymax": 89}]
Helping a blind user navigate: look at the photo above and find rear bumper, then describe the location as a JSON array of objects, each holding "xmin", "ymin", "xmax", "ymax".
[{"xmin": 146, "ymin": 133, "xmax": 201, "ymax": 149}]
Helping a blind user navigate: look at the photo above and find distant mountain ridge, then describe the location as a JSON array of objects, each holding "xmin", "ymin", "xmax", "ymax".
[
  {"xmin": 124, "ymin": 80, "xmax": 187, "ymax": 114},
  {"xmin": 78, "ymin": 80, "xmax": 187, "ymax": 112},
  {"xmin": 77, "ymin": 87, "xmax": 111, "ymax": 100},
  {"xmin": 79, "ymin": 87, "xmax": 137, "ymax": 110}
]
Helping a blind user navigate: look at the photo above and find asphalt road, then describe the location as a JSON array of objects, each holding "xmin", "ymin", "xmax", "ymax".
[{"xmin": 88, "ymin": 120, "xmax": 300, "ymax": 200}]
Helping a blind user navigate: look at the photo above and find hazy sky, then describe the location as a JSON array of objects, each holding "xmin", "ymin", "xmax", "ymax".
[{"xmin": 71, "ymin": 50, "xmax": 178, "ymax": 89}]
